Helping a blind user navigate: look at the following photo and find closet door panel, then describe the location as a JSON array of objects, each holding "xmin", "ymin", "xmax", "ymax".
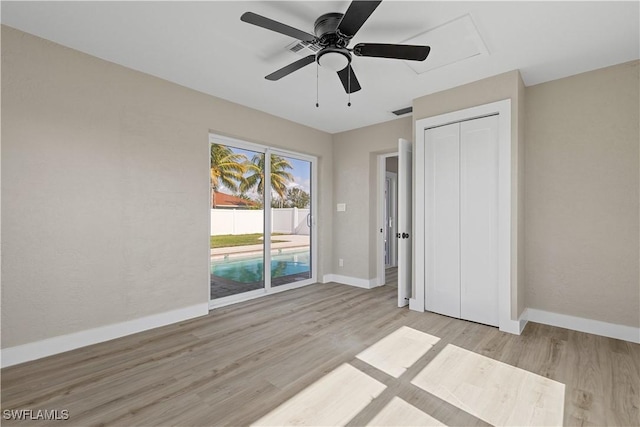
[
  {"xmin": 460, "ymin": 116, "xmax": 499, "ymax": 327},
  {"xmin": 425, "ymin": 123, "xmax": 460, "ymax": 318}
]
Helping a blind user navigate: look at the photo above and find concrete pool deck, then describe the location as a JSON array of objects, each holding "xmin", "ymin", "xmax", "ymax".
[{"xmin": 210, "ymin": 234, "xmax": 310, "ymax": 257}]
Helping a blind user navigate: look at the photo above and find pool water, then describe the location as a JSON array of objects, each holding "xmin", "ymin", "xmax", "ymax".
[{"xmin": 211, "ymin": 250, "xmax": 310, "ymax": 283}]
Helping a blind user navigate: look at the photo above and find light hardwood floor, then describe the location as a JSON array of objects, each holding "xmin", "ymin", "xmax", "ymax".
[{"xmin": 2, "ymin": 283, "xmax": 639, "ymax": 426}]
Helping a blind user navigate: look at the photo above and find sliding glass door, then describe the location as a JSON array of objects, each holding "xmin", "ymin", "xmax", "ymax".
[
  {"xmin": 270, "ymin": 151, "xmax": 312, "ymax": 288},
  {"xmin": 209, "ymin": 135, "xmax": 316, "ymax": 307},
  {"xmin": 210, "ymin": 142, "xmax": 265, "ymax": 300}
]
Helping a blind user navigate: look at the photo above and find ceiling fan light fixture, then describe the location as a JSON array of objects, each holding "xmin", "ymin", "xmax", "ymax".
[
  {"xmin": 317, "ymin": 48, "xmax": 350, "ymax": 72},
  {"xmin": 242, "ymin": 1, "xmax": 430, "ymax": 95}
]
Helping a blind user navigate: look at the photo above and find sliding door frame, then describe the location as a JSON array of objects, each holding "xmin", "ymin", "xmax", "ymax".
[
  {"xmin": 269, "ymin": 147, "xmax": 318, "ymax": 292},
  {"xmin": 208, "ymin": 134, "xmax": 318, "ymax": 309}
]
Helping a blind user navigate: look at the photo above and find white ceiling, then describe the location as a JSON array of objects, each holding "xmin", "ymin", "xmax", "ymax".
[{"xmin": 2, "ymin": 1, "xmax": 638, "ymax": 133}]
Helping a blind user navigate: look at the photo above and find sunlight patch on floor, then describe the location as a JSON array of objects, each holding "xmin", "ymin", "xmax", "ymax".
[
  {"xmin": 411, "ymin": 344, "xmax": 565, "ymax": 426},
  {"xmin": 368, "ymin": 396, "xmax": 446, "ymax": 426},
  {"xmin": 251, "ymin": 363, "xmax": 386, "ymax": 426},
  {"xmin": 356, "ymin": 326, "xmax": 440, "ymax": 378}
]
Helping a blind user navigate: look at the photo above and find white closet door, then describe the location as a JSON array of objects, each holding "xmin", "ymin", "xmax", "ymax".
[
  {"xmin": 425, "ymin": 123, "xmax": 460, "ymax": 318},
  {"xmin": 460, "ymin": 116, "xmax": 499, "ymax": 326}
]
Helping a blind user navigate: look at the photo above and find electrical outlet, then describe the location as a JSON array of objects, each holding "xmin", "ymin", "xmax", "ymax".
[{"xmin": 338, "ymin": 258, "xmax": 344, "ymax": 267}]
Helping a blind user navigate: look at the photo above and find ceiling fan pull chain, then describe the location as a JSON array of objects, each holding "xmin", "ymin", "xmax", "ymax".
[
  {"xmin": 348, "ymin": 66, "xmax": 352, "ymax": 107},
  {"xmin": 316, "ymin": 61, "xmax": 319, "ymax": 108}
]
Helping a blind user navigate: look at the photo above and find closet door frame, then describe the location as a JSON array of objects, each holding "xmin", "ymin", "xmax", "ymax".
[{"xmin": 411, "ymin": 99, "xmax": 517, "ymax": 334}]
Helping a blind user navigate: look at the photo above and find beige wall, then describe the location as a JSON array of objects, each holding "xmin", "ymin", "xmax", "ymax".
[
  {"xmin": 332, "ymin": 117, "xmax": 412, "ymax": 279},
  {"xmin": 413, "ymin": 70, "xmax": 525, "ymax": 320},
  {"xmin": 3, "ymin": 22, "xmax": 638, "ymax": 355},
  {"xmin": 525, "ymin": 61, "xmax": 639, "ymax": 327},
  {"xmin": 1, "ymin": 26, "xmax": 333, "ymax": 348}
]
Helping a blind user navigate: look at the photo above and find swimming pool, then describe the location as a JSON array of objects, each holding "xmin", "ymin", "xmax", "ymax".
[{"xmin": 211, "ymin": 249, "xmax": 310, "ymax": 284}]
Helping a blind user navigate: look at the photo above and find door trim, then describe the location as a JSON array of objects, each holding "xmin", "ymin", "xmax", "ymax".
[{"xmin": 412, "ymin": 99, "xmax": 517, "ymax": 334}]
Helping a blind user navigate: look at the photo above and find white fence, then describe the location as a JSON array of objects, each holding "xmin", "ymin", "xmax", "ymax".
[{"xmin": 211, "ymin": 208, "xmax": 310, "ymax": 236}]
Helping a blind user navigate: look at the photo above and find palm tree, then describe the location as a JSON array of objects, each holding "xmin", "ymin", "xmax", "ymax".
[
  {"xmin": 241, "ymin": 154, "xmax": 293, "ymax": 204},
  {"xmin": 210, "ymin": 144, "xmax": 247, "ymax": 208},
  {"xmin": 283, "ymin": 187, "xmax": 311, "ymax": 209}
]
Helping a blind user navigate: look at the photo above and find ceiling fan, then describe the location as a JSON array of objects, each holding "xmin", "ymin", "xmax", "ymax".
[{"xmin": 240, "ymin": 0, "xmax": 430, "ymax": 96}]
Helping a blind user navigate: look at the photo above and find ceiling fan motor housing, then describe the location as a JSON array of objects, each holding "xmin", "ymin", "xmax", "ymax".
[
  {"xmin": 314, "ymin": 12, "xmax": 352, "ymax": 70},
  {"xmin": 314, "ymin": 12, "xmax": 348, "ymax": 47}
]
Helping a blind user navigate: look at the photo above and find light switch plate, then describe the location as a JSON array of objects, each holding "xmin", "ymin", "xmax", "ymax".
[{"xmin": 337, "ymin": 203, "xmax": 346, "ymax": 212}]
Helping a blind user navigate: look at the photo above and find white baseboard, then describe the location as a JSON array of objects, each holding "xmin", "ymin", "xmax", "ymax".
[
  {"xmin": 525, "ymin": 308, "xmax": 640, "ymax": 343},
  {"xmin": 499, "ymin": 319, "xmax": 521, "ymax": 335},
  {"xmin": 498, "ymin": 310, "xmax": 529, "ymax": 335},
  {"xmin": 322, "ymin": 274, "xmax": 378, "ymax": 289},
  {"xmin": 409, "ymin": 298, "xmax": 424, "ymax": 312},
  {"xmin": 519, "ymin": 312, "xmax": 529, "ymax": 334},
  {"xmin": 1, "ymin": 303, "xmax": 209, "ymax": 368}
]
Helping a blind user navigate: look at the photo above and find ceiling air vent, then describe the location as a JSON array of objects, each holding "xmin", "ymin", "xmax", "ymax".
[
  {"xmin": 286, "ymin": 40, "xmax": 321, "ymax": 57},
  {"xmin": 392, "ymin": 106, "xmax": 413, "ymax": 116}
]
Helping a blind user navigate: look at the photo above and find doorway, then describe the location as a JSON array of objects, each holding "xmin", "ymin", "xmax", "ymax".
[
  {"xmin": 377, "ymin": 141, "xmax": 412, "ymax": 307},
  {"xmin": 209, "ymin": 134, "xmax": 317, "ymax": 309},
  {"xmin": 376, "ymin": 152, "xmax": 398, "ymax": 288}
]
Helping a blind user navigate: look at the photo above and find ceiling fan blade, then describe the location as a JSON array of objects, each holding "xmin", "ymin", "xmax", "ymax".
[
  {"xmin": 336, "ymin": 1, "xmax": 382, "ymax": 38},
  {"xmin": 353, "ymin": 43, "xmax": 430, "ymax": 61},
  {"xmin": 265, "ymin": 55, "xmax": 316, "ymax": 81},
  {"xmin": 241, "ymin": 12, "xmax": 316, "ymax": 42},
  {"xmin": 337, "ymin": 65, "xmax": 362, "ymax": 94}
]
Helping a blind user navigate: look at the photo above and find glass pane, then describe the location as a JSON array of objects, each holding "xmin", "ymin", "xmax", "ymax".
[
  {"xmin": 210, "ymin": 143, "xmax": 265, "ymax": 299},
  {"xmin": 270, "ymin": 154, "xmax": 312, "ymax": 287}
]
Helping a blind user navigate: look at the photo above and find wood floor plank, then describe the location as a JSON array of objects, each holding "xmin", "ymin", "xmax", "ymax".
[
  {"xmin": 2, "ymin": 283, "xmax": 638, "ymax": 426},
  {"xmin": 411, "ymin": 344, "xmax": 565, "ymax": 425},
  {"xmin": 367, "ymin": 396, "xmax": 445, "ymax": 426}
]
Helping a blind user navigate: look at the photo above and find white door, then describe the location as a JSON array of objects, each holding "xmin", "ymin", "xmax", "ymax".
[
  {"xmin": 424, "ymin": 116, "xmax": 500, "ymax": 327},
  {"xmin": 397, "ymin": 139, "xmax": 412, "ymax": 307},
  {"xmin": 425, "ymin": 123, "xmax": 461, "ymax": 318},
  {"xmin": 460, "ymin": 116, "xmax": 499, "ymax": 326}
]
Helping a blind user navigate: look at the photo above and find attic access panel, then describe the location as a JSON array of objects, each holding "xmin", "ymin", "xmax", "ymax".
[{"xmin": 402, "ymin": 14, "xmax": 488, "ymax": 74}]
